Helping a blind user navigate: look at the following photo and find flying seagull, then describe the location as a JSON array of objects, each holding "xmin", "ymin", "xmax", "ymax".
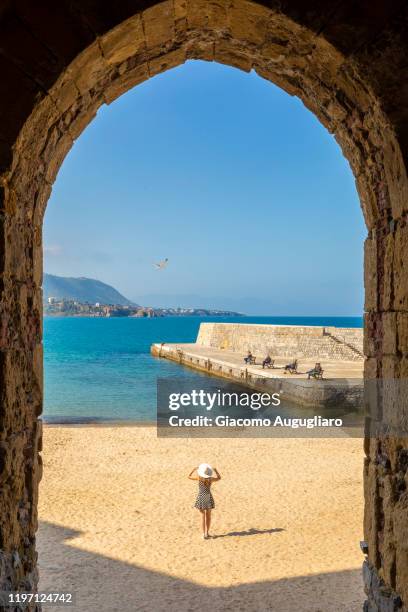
[{"xmin": 153, "ymin": 258, "xmax": 169, "ymax": 270}]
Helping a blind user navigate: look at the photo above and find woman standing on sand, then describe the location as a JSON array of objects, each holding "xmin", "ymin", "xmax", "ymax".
[{"xmin": 188, "ymin": 463, "xmax": 221, "ymax": 539}]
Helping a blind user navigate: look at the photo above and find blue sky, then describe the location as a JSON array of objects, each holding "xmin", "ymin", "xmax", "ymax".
[{"xmin": 44, "ymin": 60, "xmax": 366, "ymax": 315}]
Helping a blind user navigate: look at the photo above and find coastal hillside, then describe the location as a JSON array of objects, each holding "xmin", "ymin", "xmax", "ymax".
[{"xmin": 43, "ymin": 274, "xmax": 135, "ymax": 306}]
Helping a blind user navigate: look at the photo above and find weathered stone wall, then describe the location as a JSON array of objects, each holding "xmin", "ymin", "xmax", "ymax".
[
  {"xmin": 0, "ymin": 1, "xmax": 406, "ymax": 610},
  {"xmin": 197, "ymin": 323, "xmax": 364, "ymax": 361}
]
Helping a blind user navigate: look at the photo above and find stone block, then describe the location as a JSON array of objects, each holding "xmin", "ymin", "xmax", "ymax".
[
  {"xmin": 382, "ymin": 355, "xmax": 399, "ymax": 379},
  {"xmin": 365, "ymin": 357, "xmax": 379, "ymax": 380},
  {"xmin": 254, "ymin": 65, "xmax": 298, "ymax": 96},
  {"xmin": 397, "ymin": 314, "xmax": 408, "ymax": 356},
  {"xmin": 13, "ymin": 96, "xmax": 60, "ymax": 166},
  {"xmin": 65, "ymin": 42, "xmax": 107, "ymax": 96},
  {"xmin": 143, "ymin": 1, "xmax": 175, "ymax": 49},
  {"xmin": 382, "ymin": 312, "xmax": 397, "ymax": 356},
  {"xmin": 364, "ymin": 313, "xmax": 377, "ymax": 358},
  {"xmin": 49, "ymin": 74, "xmax": 80, "ymax": 117},
  {"xmin": 104, "ymin": 63, "xmax": 149, "ymax": 105},
  {"xmin": 100, "ymin": 15, "xmax": 145, "ymax": 65},
  {"xmin": 364, "ymin": 236, "xmax": 378, "ymax": 312},
  {"xmin": 65, "ymin": 98, "xmax": 99, "ymax": 142},
  {"xmin": 32, "ymin": 242, "xmax": 42, "ymax": 289},
  {"xmin": 380, "ymin": 357, "xmax": 407, "ymax": 431},
  {"xmin": 395, "ymin": 548, "xmax": 408, "ymax": 607},
  {"xmin": 174, "ymin": 0, "xmax": 187, "ymax": 23},
  {"xmin": 383, "ymin": 133, "xmax": 408, "ymax": 221},
  {"xmin": 381, "ymin": 474, "xmax": 397, "ymax": 587},
  {"xmin": 357, "ymin": 173, "xmax": 380, "ymax": 230},
  {"xmin": 148, "ymin": 48, "xmax": 186, "ymax": 77},
  {"xmin": 214, "ymin": 41, "xmax": 253, "ymax": 72},
  {"xmin": 364, "ymin": 460, "xmax": 379, "ymax": 566},
  {"xmin": 394, "ymin": 495, "xmax": 408, "ymax": 552},
  {"xmin": 229, "ymin": 0, "xmax": 270, "ymax": 45},
  {"xmin": 393, "ymin": 225, "xmax": 408, "ymax": 311},
  {"xmin": 32, "ymin": 344, "xmax": 43, "ymax": 400},
  {"xmin": 187, "ymin": 0, "xmax": 230, "ymax": 30},
  {"xmin": 33, "ymin": 182, "xmax": 52, "ymax": 227},
  {"xmin": 185, "ymin": 40, "xmax": 215, "ymax": 61},
  {"xmin": 44, "ymin": 131, "xmax": 74, "ymax": 186},
  {"xmin": 382, "ymin": 232, "xmax": 395, "ymax": 312},
  {"xmin": 3, "ymin": 222, "xmax": 33, "ymax": 281}
]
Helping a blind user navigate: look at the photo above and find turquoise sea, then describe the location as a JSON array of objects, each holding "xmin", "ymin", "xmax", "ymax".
[{"xmin": 44, "ymin": 316, "xmax": 363, "ymax": 423}]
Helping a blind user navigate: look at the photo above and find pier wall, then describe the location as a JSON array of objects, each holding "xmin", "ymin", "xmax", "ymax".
[
  {"xmin": 151, "ymin": 342, "xmax": 363, "ymax": 408},
  {"xmin": 197, "ymin": 323, "xmax": 364, "ymax": 361}
]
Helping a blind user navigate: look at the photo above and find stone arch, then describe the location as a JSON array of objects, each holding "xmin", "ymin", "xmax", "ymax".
[
  {"xmin": 0, "ymin": 2, "xmax": 407, "ymax": 610},
  {"xmin": 9, "ymin": 2, "xmax": 407, "ymax": 230}
]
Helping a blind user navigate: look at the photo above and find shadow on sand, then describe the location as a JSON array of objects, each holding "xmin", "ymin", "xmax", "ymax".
[
  {"xmin": 37, "ymin": 521, "xmax": 364, "ymax": 612},
  {"xmin": 211, "ymin": 527, "xmax": 285, "ymax": 538}
]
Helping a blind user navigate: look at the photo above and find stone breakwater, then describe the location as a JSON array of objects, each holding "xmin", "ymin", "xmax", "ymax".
[
  {"xmin": 197, "ymin": 323, "xmax": 364, "ymax": 361},
  {"xmin": 151, "ymin": 323, "xmax": 364, "ymax": 409}
]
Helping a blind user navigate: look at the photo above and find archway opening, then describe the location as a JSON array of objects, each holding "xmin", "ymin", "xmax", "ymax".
[
  {"xmin": 39, "ymin": 59, "xmax": 366, "ymax": 611},
  {"xmin": 1, "ymin": 2, "xmax": 407, "ymax": 610}
]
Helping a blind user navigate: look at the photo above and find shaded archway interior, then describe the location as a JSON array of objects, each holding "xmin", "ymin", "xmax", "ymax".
[{"xmin": 0, "ymin": 2, "xmax": 407, "ymax": 610}]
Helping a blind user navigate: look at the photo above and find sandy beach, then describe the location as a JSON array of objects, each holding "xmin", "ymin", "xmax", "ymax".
[{"xmin": 38, "ymin": 426, "xmax": 365, "ymax": 611}]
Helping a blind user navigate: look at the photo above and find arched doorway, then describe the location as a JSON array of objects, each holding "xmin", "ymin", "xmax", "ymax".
[{"xmin": 0, "ymin": 2, "xmax": 407, "ymax": 609}]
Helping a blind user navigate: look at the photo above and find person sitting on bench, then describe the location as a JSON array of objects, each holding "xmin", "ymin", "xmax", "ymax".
[
  {"xmin": 307, "ymin": 363, "xmax": 323, "ymax": 379},
  {"xmin": 262, "ymin": 355, "xmax": 274, "ymax": 369},
  {"xmin": 244, "ymin": 351, "xmax": 255, "ymax": 364},
  {"xmin": 284, "ymin": 359, "xmax": 298, "ymax": 374}
]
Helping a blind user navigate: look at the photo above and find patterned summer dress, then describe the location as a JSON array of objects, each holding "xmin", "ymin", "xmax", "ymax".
[{"xmin": 194, "ymin": 479, "xmax": 215, "ymax": 510}]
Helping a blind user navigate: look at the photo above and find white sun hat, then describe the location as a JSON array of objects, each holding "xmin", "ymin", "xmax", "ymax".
[{"xmin": 197, "ymin": 463, "xmax": 213, "ymax": 479}]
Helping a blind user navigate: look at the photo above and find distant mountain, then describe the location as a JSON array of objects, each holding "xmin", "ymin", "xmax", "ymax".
[{"xmin": 43, "ymin": 274, "xmax": 136, "ymax": 306}]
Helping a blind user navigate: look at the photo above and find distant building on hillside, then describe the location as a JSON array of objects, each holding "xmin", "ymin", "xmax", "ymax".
[{"xmin": 43, "ymin": 298, "xmax": 242, "ymax": 318}]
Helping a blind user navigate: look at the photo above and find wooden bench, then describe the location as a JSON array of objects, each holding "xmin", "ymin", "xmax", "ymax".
[
  {"xmin": 263, "ymin": 358, "xmax": 275, "ymax": 369},
  {"xmin": 308, "ymin": 364, "xmax": 324, "ymax": 379},
  {"xmin": 284, "ymin": 359, "xmax": 298, "ymax": 374}
]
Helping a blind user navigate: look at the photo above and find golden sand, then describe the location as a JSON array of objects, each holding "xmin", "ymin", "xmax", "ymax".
[{"xmin": 38, "ymin": 426, "xmax": 364, "ymax": 611}]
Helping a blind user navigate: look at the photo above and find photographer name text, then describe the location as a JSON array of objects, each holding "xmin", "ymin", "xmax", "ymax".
[{"xmin": 167, "ymin": 415, "xmax": 343, "ymax": 429}]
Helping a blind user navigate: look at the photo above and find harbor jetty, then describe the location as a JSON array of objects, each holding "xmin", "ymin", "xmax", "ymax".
[{"xmin": 151, "ymin": 323, "xmax": 364, "ymax": 408}]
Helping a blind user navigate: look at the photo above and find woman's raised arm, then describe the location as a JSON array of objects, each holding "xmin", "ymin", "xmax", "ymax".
[
  {"xmin": 212, "ymin": 467, "xmax": 221, "ymax": 481},
  {"xmin": 188, "ymin": 467, "xmax": 198, "ymax": 480}
]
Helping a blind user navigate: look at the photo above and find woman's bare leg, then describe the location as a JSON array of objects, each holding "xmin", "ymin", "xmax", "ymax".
[
  {"xmin": 205, "ymin": 510, "xmax": 212, "ymax": 536},
  {"xmin": 199, "ymin": 510, "xmax": 206, "ymax": 536}
]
